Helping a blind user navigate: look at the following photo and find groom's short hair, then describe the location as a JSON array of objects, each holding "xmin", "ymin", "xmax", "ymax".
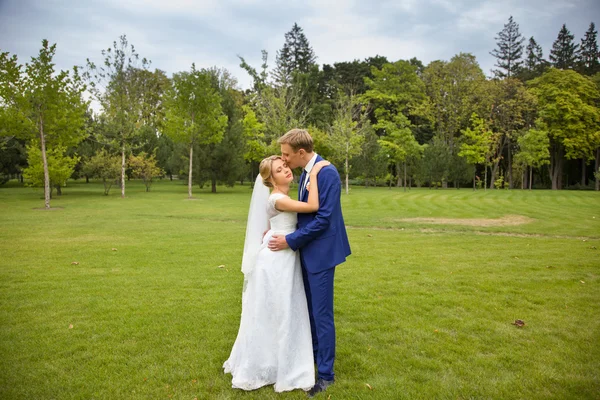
[{"xmin": 278, "ymin": 129, "xmax": 314, "ymax": 153}]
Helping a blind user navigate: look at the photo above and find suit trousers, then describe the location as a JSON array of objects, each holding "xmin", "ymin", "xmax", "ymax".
[{"xmin": 302, "ymin": 265, "xmax": 336, "ymax": 381}]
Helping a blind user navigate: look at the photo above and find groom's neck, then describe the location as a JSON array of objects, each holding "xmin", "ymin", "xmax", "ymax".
[{"xmin": 299, "ymin": 152, "xmax": 315, "ymax": 169}]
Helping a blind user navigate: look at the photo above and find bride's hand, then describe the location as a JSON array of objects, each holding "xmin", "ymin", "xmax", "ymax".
[{"xmin": 311, "ymin": 161, "xmax": 330, "ymax": 176}]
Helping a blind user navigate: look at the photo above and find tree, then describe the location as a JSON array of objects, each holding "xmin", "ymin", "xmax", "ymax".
[
  {"xmin": 377, "ymin": 113, "xmax": 423, "ymax": 191},
  {"xmin": 490, "ymin": 16, "xmax": 525, "ymax": 78},
  {"xmin": 577, "ymin": 22, "xmax": 600, "ymax": 76},
  {"xmin": 329, "ymin": 91, "xmax": 366, "ymax": 194},
  {"xmin": 23, "ymin": 143, "xmax": 79, "ymax": 196},
  {"xmin": 486, "ymin": 78, "xmax": 537, "ymax": 188},
  {"xmin": 520, "ymin": 37, "xmax": 548, "ymax": 81},
  {"xmin": 273, "ymin": 23, "xmax": 317, "ymax": 87},
  {"xmin": 195, "ymin": 67, "xmax": 245, "ymax": 193},
  {"xmin": 459, "ymin": 113, "xmax": 494, "ymax": 190},
  {"xmin": 549, "ymin": 24, "xmax": 579, "ymax": 70},
  {"xmin": 241, "ymin": 105, "xmax": 267, "ymax": 180},
  {"xmin": 82, "ymin": 149, "xmax": 121, "ymax": 195},
  {"xmin": 84, "ymin": 35, "xmax": 160, "ymax": 199},
  {"xmin": 421, "ymin": 54, "xmax": 487, "ymax": 186},
  {"xmin": 128, "ymin": 151, "xmax": 163, "ymax": 192},
  {"xmin": 0, "ymin": 137, "xmax": 27, "ymax": 184},
  {"xmin": 163, "ymin": 64, "xmax": 227, "ymax": 198},
  {"xmin": 528, "ymin": 69, "xmax": 600, "ymax": 189},
  {"xmin": 515, "ymin": 123, "xmax": 550, "ymax": 190},
  {"xmin": 353, "ymin": 126, "xmax": 388, "ymax": 187},
  {"xmin": 0, "ymin": 40, "xmax": 87, "ymax": 208},
  {"xmin": 363, "ymin": 59, "xmax": 426, "ymax": 122}
]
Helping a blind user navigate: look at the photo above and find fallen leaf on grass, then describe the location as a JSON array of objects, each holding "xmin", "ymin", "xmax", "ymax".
[
  {"xmin": 112, "ymin": 248, "xmax": 117, "ymax": 251},
  {"xmin": 69, "ymin": 324, "xmax": 73, "ymax": 329},
  {"xmin": 589, "ymin": 246, "xmax": 597, "ymax": 250},
  {"xmin": 365, "ymin": 383, "xmax": 373, "ymax": 390},
  {"xmin": 512, "ymin": 319, "xmax": 525, "ymax": 327},
  {"xmin": 71, "ymin": 262, "xmax": 79, "ymax": 265},
  {"xmin": 217, "ymin": 265, "xmax": 225, "ymax": 269},
  {"xmin": 580, "ymin": 280, "xmax": 585, "ymax": 284},
  {"xmin": 434, "ymin": 329, "xmax": 439, "ymax": 332},
  {"xmin": 367, "ymin": 234, "xmax": 373, "ymax": 237}
]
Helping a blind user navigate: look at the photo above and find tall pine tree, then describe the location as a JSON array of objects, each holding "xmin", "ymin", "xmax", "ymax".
[
  {"xmin": 523, "ymin": 36, "xmax": 547, "ymax": 79},
  {"xmin": 577, "ymin": 22, "xmax": 600, "ymax": 76},
  {"xmin": 490, "ymin": 16, "xmax": 525, "ymax": 78},
  {"xmin": 549, "ymin": 24, "xmax": 578, "ymax": 69},
  {"xmin": 273, "ymin": 23, "xmax": 317, "ymax": 86}
]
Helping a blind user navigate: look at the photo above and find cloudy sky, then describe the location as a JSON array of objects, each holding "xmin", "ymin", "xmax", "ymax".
[{"xmin": 1, "ymin": 0, "xmax": 598, "ymax": 89}]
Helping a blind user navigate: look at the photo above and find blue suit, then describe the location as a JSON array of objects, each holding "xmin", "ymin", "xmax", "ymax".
[{"xmin": 286, "ymin": 155, "xmax": 351, "ymax": 381}]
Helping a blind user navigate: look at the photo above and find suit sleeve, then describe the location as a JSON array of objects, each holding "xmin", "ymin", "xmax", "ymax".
[{"xmin": 285, "ymin": 167, "xmax": 340, "ymax": 251}]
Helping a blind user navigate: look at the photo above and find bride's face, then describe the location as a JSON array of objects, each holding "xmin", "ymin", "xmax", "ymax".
[{"xmin": 270, "ymin": 159, "xmax": 293, "ymax": 186}]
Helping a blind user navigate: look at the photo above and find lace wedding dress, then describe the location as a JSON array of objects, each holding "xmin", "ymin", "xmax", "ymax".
[{"xmin": 223, "ymin": 193, "xmax": 315, "ymax": 392}]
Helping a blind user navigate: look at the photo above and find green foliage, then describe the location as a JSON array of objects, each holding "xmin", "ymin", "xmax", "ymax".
[
  {"xmin": 528, "ymin": 69, "xmax": 600, "ymax": 161},
  {"xmin": 241, "ymin": 104, "xmax": 267, "ymax": 163},
  {"xmin": 23, "ymin": 142, "xmax": 79, "ymax": 195},
  {"xmin": 516, "ymin": 124, "xmax": 551, "ymax": 169},
  {"xmin": 459, "ymin": 113, "xmax": 493, "ymax": 166},
  {"xmin": 363, "ymin": 59, "xmax": 426, "ymax": 121},
  {"xmin": 128, "ymin": 152, "xmax": 164, "ymax": 192},
  {"xmin": 164, "ymin": 64, "xmax": 227, "ymax": 147},
  {"xmin": 82, "ymin": 149, "xmax": 121, "ymax": 195}
]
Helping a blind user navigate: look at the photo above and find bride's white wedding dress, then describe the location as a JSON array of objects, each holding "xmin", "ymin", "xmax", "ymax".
[{"xmin": 223, "ymin": 193, "xmax": 315, "ymax": 392}]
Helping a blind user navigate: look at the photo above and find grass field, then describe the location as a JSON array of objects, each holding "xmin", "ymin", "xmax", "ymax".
[{"xmin": 0, "ymin": 180, "xmax": 599, "ymax": 399}]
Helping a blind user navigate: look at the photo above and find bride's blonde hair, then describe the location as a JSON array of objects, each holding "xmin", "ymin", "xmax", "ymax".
[{"xmin": 259, "ymin": 155, "xmax": 282, "ymax": 188}]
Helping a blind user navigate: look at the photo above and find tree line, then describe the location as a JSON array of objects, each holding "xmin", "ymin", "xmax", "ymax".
[{"xmin": 1, "ymin": 17, "xmax": 599, "ymax": 208}]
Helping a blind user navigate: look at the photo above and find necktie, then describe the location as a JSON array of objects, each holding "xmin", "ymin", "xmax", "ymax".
[{"xmin": 300, "ymin": 171, "xmax": 308, "ymax": 199}]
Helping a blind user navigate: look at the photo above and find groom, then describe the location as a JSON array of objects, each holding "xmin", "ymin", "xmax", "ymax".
[{"xmin": 269, "ymin": 128, "xmax": 351, "ymax": 397}]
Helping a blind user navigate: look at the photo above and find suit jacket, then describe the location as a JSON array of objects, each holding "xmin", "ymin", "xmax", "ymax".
[{"xmin": 286, "ymin": 155, "xmax": 351, "ymax": 273}]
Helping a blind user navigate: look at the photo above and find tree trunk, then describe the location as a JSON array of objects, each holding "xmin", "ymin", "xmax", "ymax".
[
  {"xmin": 55, "ymin": 184, "xmax": 62, "ymax": 196},
  {"xmin": 508, "ymin": 138, "xmax": 513, "ymax": 189},
  {"xmin": 121, "ymin": 145, "xmax": 126, "ymax": 198},
  {"xmin": 484, "ymin": 166, "xmax": 488, "ymax": 191},
  {"xmin": 211, "ymin": 178, "xmax": 217, "ymax": 193},
  {"xmin": 594, "ymin": 147, "xmax": 600, "ymax": 191},
  {"xmin": 345, "ymin": 154, "xmax": 349, "ymax": 195},
  {"xmin": 489, "ymin": 162, "xmax": 499, "ymax": 189},
  {"xmin": 529, "ymin": 167, "xmax": 533, "ymax": 190},
  {"xmin": 549, "ymin": 144, "xmax": 563, "ymax": 190},
  {"xmin": 403, "ymin": 161, "xmax": 407, "ymax": 192},
  {"xmin": 581, "ymin": 158, "xmax": 586, "ymax": 186},
  {"xmin": 39, "ymin": 114, "xmax": 51, "ymax": 209},
  {"xmin": 188, "ymin": 144, "xmax": 193, "ymax": 198}
]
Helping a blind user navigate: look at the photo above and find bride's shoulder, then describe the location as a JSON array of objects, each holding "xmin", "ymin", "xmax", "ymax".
[{"xmin": 269, "ymin": 192, "xmax": 289, "ymax": 200}]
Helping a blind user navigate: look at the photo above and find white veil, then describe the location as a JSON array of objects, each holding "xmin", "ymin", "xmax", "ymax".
[{"xmin": 241, "ymin": 174, "xmax": 270, "ymax": 277}]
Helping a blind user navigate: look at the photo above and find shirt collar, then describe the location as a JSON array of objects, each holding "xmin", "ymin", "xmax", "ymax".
[{"xmin": 304, "ymin": 153, "xmax": 319, "ymax": 174}]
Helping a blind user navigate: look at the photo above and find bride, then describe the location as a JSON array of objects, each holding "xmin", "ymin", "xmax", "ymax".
[{"xmin": 223, "ymin": 155, "xmax": 329, "ymax": 392}]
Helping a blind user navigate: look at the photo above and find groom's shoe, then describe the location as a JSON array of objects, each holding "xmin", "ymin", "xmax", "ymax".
[{"xmin": 307, "ymin": 378, "xmax": 334, "ymax": 397}]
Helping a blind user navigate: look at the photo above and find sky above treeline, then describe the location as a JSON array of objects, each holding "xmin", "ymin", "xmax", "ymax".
[{"xmin": 1, "ymin": 0, "xmax": 598, "ymax": 89}]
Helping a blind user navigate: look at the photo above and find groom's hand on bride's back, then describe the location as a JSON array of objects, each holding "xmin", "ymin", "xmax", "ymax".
[{"xmin": 268, "ymin": 235, "xmax": 289, "ymax": 251}]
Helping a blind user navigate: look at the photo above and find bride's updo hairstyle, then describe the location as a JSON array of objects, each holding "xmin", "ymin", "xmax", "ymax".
[{"xmin": 259, "ymin": 155, "xmax": 282, "ymax": 188}]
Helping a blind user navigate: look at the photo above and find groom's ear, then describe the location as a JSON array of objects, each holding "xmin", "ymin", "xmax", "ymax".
[{"xmin": 298, "ymin": 148, "xmax": 306, "ymax": 158}]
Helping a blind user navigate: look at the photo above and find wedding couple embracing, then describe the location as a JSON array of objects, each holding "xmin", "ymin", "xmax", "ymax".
[{"xmin": 223, "ymin": 129, "xmax": 351, "ymax": 396}]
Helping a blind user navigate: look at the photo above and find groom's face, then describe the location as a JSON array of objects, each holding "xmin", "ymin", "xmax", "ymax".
[{"xmin": 280, "ymin": 144, "xmax": 304, "ymax": 169}]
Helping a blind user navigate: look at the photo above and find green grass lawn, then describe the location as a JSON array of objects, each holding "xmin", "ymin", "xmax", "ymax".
[{"xmin": 0, "ymin": 180, "xmax": 599, "ymax": 399}]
